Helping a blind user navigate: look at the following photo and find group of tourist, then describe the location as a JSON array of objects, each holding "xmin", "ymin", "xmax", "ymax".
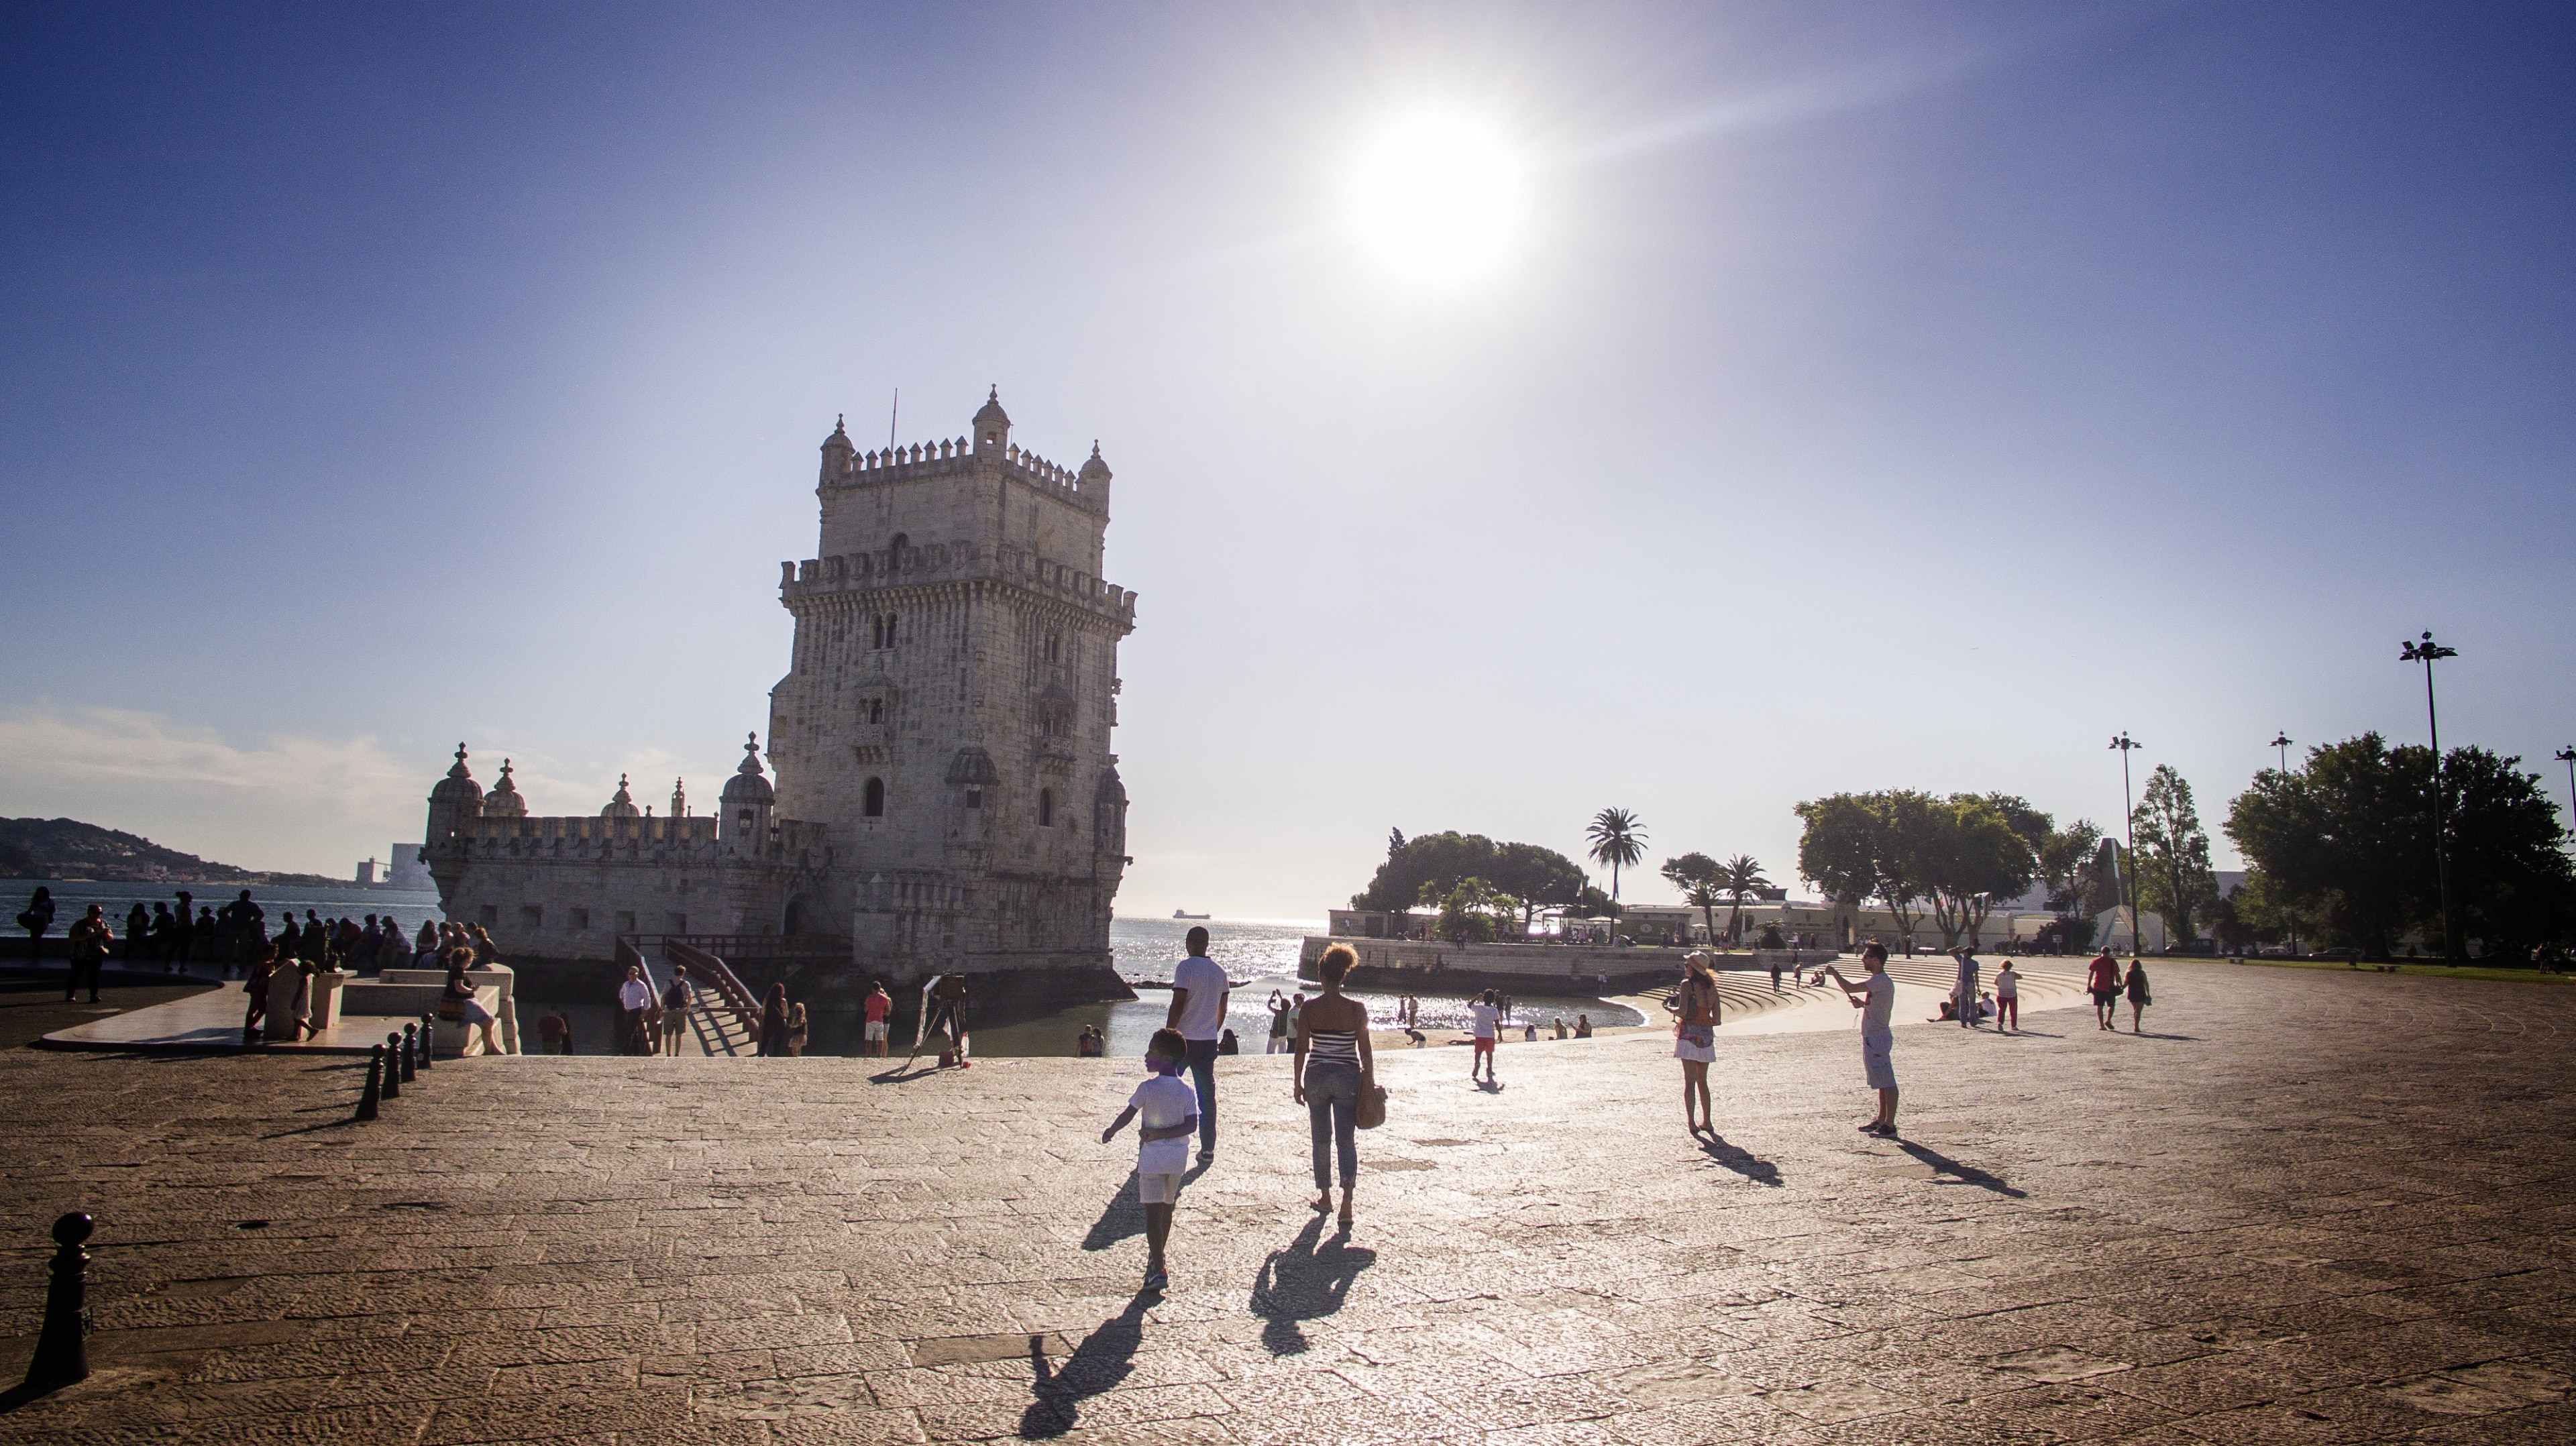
[
  {"xmin": 612, "ymin": 960, "xmax": 811, "ymax": 1058},
  {"xmin": 13, "ymin": 885, "xmax": 506, "ymax": 991}
]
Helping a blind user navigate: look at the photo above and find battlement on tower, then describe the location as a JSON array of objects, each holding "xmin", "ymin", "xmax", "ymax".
[
  {"xmin": 823, "ymin": 435, "xmax": 1105, "ymax": 515},
  {"xmin": 780, "ymin": 541, "xmax": 1136, "ymax": 627}
]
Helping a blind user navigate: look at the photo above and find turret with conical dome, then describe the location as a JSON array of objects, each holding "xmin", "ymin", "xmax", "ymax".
[
  {"xmin": 600, "ymin": 775, "xmax": 640, "ymax": 819},
  {"xmin": 720, "ymin": 732, "xmax": 774, "ymax": 850},
  {"xmin": 971, "ymin": 386, "xmax": 1010, "ymax": 457},
  {"xmin": 482, "ymin": 760, "xmax": 528, "ymax": 819},
  {"xmin": 819, "ymin": 414, "xmax": 855, "ymax": 485}
]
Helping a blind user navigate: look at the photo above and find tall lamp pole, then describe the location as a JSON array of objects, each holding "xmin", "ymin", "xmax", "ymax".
[
  {"xmin": 2267, "ymin": 732, "xmax": 2297, "ymax": 954},
  {"xmin": 2555, "ymin": 747, "xmax": 2575, "ymax": 827},
  {"xmin": 2111, "ymin": 732, "xmax": 2143, "ymax": 958},
  {"xmin": 2399, "ymin": 631, "xmax": 2459, "ymax": 961}
]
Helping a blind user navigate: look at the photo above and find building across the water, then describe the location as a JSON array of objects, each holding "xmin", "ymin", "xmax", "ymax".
[{"xmin": 420, "ymin": 391, "xmax": 1137, "ymax": 996}]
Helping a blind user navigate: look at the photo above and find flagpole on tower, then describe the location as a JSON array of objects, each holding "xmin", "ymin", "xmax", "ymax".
[{"xmin": 889, "ymin": 388, "xmax": 898, "ymax": 449}]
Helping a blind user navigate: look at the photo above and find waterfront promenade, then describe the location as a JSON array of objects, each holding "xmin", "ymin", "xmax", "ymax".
[{"xmin": 0, "ymin": 962, "xmax": 2569, "ymax": 1443}]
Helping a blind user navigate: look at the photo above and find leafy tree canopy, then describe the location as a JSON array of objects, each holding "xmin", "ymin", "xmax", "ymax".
[{"xmin": 1353, "ymin": 830, "xmax": 1593, "ymax": 934}]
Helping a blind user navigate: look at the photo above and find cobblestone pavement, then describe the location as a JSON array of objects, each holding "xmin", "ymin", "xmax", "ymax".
[{"xmin": 0, "ymin": 961, "xmax": 2569, "ymax": 1444}]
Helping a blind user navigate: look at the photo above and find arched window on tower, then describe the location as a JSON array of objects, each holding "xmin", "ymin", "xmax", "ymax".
[
  {"xmin": 883, "ymin": 612, "xmax": 899, "ymax": 650},
  {"xmin": 864, "ymin": 777, "xmax": 885, "ymax": 818},
  {"xmin": 1044, "ymin": 632, "xmax": 1061, "ymax": 663},
  {"xmin": 1039, "ymin": 789, "xmax": 1055, "ymax": 828}
]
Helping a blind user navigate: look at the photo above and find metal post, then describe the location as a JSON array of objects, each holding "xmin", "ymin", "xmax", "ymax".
[
  {"xmin": 417, "ymin": 1013, "xmax": 434, "ymax": 1070},
  {"xmin": 23, "ymin": 1212, "xmax": 93, "ymax": 1390},
  {"xmin": 2270, "ymin": 732, "xmax": 2292, "ymax": 775},
  {"xmin": 380, "ymin": 1036, "xmax": 401, "ymax": 1099},
  {"xmin": 355, "ymin": 1047, "xmax": 382, "ymax": 1122},
  {"xmin": 2111, "ymin": 733, "xmax": 2143, "ymax": 958},
  {"xmin": 400, "ymin": 1023, "xmax": 419, "ymax": 1082},
  {"xmin": 2401, "ymin": 632, "xmax": 2460, "ymax": 960},
  {"xmin": 2555, "ymin": 748, "xmax": 2574, "ymax": 834}
]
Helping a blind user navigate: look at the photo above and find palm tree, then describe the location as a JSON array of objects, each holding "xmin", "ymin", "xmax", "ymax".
[
  {"xmin": 1719, "ymin": 854, "xmax": 1771, "ymax": 945},
  {"xmin": 1586, "ymin": 808, "xmax": 1647, "ymax": 902}
]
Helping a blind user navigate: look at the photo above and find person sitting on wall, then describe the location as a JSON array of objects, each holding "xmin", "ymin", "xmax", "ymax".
[
  {"xmin": 1218, "ymin": 1027, "xmax": 1240, "ymax": 1056},
  {"xmin": 1574, "ymin": 1014, "xmax": 1593, "ymax": 1038}
]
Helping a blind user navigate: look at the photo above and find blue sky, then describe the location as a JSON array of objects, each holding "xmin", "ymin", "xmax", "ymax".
[{"xmin": 2, "ymin": 2, "xmax": 2571, "ymax": 914}]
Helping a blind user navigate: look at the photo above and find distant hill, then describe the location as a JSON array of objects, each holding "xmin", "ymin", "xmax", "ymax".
[{"xmin": 0, "ymin": 818, "xmax": 339, "ymax": 887}]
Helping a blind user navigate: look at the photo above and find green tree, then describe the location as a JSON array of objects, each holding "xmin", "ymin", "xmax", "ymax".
[
  {"xmin": 1352, "ymin": 830, "xmax": 1499, "ymax": 915},
  {"xmin": 2036, "ymin": 819, "xmax": 2105, "ymax": 916},
  {"xmin": 1586, "ymin": 808, "xmax": 1647, "ymax": 902},
  {"xmin": 1489, "ymin": 840, "xmax": 1591, "ymax": 937},
  {"xmin": 1659, "ymin": 853, "xmax": 1724, "ymax": 946},
  {"xmin": 2131, "ymin": 765, "xmax": 2215, "ymax": 947},
  {"xmin": 1420, "ymin": 876, "xmax": 1511, "ymax": 943},
  {"xmin": 1794, "ymin": 791, "xmax": 1928, "ymax": 946},
  {"xmin": 2226, "ymin": 734, "xmax": 2431, "ymax": 961},
  {"xmin": 1719, "ymin": 854, "xmax": 1771, "ymax": 945},
  {"xmin": 1918, "ymin": 795, "xmax": 2037, "ymax": 950}
]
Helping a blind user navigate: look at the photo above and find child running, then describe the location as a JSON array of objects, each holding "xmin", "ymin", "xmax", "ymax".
[{"xmin": 1101, "ymin": 1027, "xmax": 1200, "ymax": 1292}]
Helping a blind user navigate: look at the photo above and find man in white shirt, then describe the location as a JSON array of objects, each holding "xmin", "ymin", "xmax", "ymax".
[
  {"xmin": 1165, "ymin": 927, "xmax": 1230, "ymax": 1165},
  {"xmin": 1468, "ymin": 989, "xmax": 1501, "ymax": 1085},
  {"xmin": 616, "ymin": 964, "xmax": 653, "ymax": 1056},
  {"xmin": 1824, "ymin": 943, "xmax": 1899, "ymax": 1137}
]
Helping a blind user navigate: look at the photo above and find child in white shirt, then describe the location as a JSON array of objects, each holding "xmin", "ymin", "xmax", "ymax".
[{"xmin": 1102, "ymin": 1027, "xmax": 1200, "ymax": 1291}]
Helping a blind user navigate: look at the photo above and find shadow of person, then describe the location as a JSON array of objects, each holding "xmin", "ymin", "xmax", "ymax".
[
  {"xmin": 1897, "ymin": 1140, "xmax": 2027, "ymax": 1199},
  {"xmin": 1079, "ymin": 1174, "xmax": 1145, "ymax": 1252},
  {"xmin": 1018, "ymin": 1294, "xmax": 1150, "ymax": 1439},
  {"xmin": 1697, "ymin": 1133, "xmax": 1782, "ymax": 1186},
  {"xmin": 1250, "ymin": 1215, "xmax": 1376, "ymax": 1356}
]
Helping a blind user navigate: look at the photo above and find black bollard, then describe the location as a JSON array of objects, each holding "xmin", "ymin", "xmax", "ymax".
[
  {"xmin": 381, "ymin": 1035, "xmax": 402, "ymax": 1099},
  {"xmin": 23, "ymin": 1212, "xmax": 93, "ymax": 1390},
  {"xmin": 356, "ymin": 1046, "xmax": 382, "ymax": 1121},
  {"xmin": 417, "ymin": 1013, "xmax": 434, "ymax": 1070},
  {"xmin": 400, "ymin": 1023, "xmax": 419, "ymax": 1082}
]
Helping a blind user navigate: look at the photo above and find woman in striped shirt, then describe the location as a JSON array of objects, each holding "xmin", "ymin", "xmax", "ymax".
[{"xmin": 1293, "ymin": 943, "xmax": 1375, "ymax": 1231}]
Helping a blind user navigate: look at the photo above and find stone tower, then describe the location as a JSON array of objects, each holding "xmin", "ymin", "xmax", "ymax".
[{"xmin": 770, "ymin": 390, "xmax": 1136, "ymax": 978}]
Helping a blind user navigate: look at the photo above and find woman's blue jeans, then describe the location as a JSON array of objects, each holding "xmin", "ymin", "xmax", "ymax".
[{"xmin": 1305, "ymin": 1060, "xmax": 1360, "ymax": 1190}]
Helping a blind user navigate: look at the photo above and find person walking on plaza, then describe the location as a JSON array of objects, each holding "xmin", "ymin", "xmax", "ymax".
[
  {"xmin": 241, "ymin": 946, "xmax": 275, "ymax": 1044},
  {"xmin": 537, "ymin": 1007, "xmax": 573, "ymax": 1054},
  {"xmin": 1293, "ymin": 943, "xmax": 1374, "ymax": 1232},
  {"xmin": 2125, "ymin": 958, "xmax": 2153, "ymax": 1034},
  {"xmin": 65, "ymin": 904, "xmax": 113, "ymax": 1003},
  {"xmin": 1670, "ymin": 952, "xmax": 1722, "ymax": 1137},
  {"xmin": 616, "ymin": 962, "xmax": 653, "ymax": 1054},
  {"xmin": 1468, "ymin": 989, "xmax": 1501, "ymax": 1085},
  {"xmin": 1951, "ymin": 949, "xmax": 1980, "ymax": 1030},
  {"xmin": 757, "ymin": 983, "xmax": 792, "ymax": 1057},
  {"xmin": 2086, "ymin": 950, "xmax": 2121, "ymax": 1031},
  {"xmin": 1166, "ymin": 926, "xmax": 1230, "ymax": 1165},
  {"xmin": 1994, "ymin": 959, "xmax": 2019, "ymax": 1033},
  {"xmin": 863, "ymin": 978, "xmax": 892, "ymax": 1057},
  {"xmin": 1824, "ymin": 943, "xmax": 1899, "ymax": 1137},
  {"xmin": 914, "ymin": 972, "xmax": 971, "ymax": 1066},
  {"xmin": 1102, "ymin": 1027, "xmax": 1200, "ymax": 1292},
  {"xmin": 659, "ymin": 964, "xmax": 694, "ymax": 1056}
]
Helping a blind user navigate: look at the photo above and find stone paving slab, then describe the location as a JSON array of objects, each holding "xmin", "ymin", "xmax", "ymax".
[{"xmin": 0, "ymin": 961, "xmax": 2569, "ymax": 1443}]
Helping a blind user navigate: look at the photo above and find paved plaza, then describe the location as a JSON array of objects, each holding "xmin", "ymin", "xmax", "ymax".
[{"xmin": 1, "ymin": 960, "xmax": 2571, "ymax": 1444}]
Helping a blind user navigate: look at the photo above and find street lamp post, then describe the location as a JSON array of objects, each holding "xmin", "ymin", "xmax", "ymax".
[
  {"xmin": 2269, "ymin": 732, "xmax": 2293, "ymax": 774},
  {"xmin": 2111, "ymin": 732, "xmax": 2143, "ymax": 958},
  {"xmin": 2399, "ymin": 632, "xmax": 2459, "ymax": 961}
]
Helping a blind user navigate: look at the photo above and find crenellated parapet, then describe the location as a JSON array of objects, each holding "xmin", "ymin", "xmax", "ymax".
[
  {"xmin": 781, "ymin": 541, "xmax": 1136, "ymax": 628},
  {"xmin": 821, "ymin": 434, "xmax": 1106, "ymax": 514},
  {"xmin": 460, "ymin": 814, "xmax": 833, "ymax": 869}
]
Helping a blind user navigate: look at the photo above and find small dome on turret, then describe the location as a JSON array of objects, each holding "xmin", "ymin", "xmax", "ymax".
[
  {"xmin": 600, "ymin": 774, "xmax": 641, "ymax": 818},
  {"xmin": 482, "ymin": 759, "xmax": 528, "ymax": 818},
  {"xmin": 1078, "ymin": 441, "xmax": 1111, "ymax": 486},
  {"xmin": 430, "ymin": 744, "xmax": 484, "ymax": 809},
  {"xmin": 971, "ymin": 386, "xmax": 1011, "ymax": 455},
  {"xmin": 720, "ymin": 732, "xmax": 775, "ymax": 806}
]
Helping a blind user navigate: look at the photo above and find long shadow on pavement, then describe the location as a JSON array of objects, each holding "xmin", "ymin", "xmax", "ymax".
[
  {"xmin": 1698, "ymin": 1133, "xmax": 1782, "ymax": 1186},
  {"xmin": 1897, "ymin": 1140, "xmax": 2027, "ymax": 1198},
  {"xmin": 1079, "ymin": 1162, "xmax": 1211, "ymax": 1252},
  {"xmin": 1018, "ymin": 1294, "xmax": 1150, "ymax": 1439},
  {"xmin": 1251, "ymin": 1215, "xmax": 1375, "ymax": 1356}
]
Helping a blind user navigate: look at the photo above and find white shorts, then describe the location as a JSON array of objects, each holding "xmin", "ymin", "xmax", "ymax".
[
  {"xmin": 1862, "ymin": 1032, "xmax": 1896, "ymax": 1091},
  {"xmin": 865, "ymin": 1021, "xmax": 888, "ymax": 1042},
  {"xmin": 1673, "ymin": 1034, "xmax": 1715, "ymax": 1064},
  {"xmin": 1137, "ymin": 1172, "xmax": 1184, "ymax": 1205}
]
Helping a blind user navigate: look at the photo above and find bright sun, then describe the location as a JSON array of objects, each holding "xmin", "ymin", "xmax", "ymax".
[{"xmin": 1346, "ymin": 111, "xmax": 1529, "ymax": 288}]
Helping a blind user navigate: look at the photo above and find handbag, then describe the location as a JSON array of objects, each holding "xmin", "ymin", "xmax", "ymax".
[{"xmin": 1354, "ymin": 1077, "xmax": 1388, "ymax": 1130}]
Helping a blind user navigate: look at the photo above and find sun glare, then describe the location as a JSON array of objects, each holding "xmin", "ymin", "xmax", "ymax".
[{"xmin": 1346, "ymin": 111, "xmax": 1529, "ymax": 289}]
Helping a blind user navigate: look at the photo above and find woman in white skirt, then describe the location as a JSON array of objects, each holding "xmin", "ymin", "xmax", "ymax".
[{"xmin": 1668, "ymin": 952, "xmax": 1723, "ymax": 1138}]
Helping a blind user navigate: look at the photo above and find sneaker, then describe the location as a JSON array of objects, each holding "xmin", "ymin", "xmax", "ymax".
[{"xmin": 1142, "ymin": 1269, "xmax": 1169, "ymax": 1291}]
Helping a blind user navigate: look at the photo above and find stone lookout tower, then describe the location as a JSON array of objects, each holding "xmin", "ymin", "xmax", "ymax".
[{"xmin": 423, "ymin": 390, "xmax": 1136, "ymax": 990}]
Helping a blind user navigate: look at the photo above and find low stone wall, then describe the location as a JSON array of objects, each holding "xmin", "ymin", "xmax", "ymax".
[
  {"xmin": 1298, "ymin": 938, "xmax": 1847, "ymax": 994},
  {"xmin": 500, "ymin": 952, "xmax": 1133, "ymax": 1036}
]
